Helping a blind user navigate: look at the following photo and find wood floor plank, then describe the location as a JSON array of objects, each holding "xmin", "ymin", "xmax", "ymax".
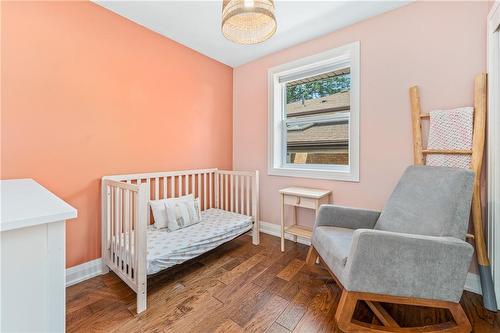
[
  {"xmin": 222, "ymin": 256, "xmax": 248, "ymax": 271},
  {"xmin": 160, "ymin": 298, "xmax": 225, "ymax": 333},
  {"xmin": 162, "ymin": 292, "xmax": 223, "ymax": 333},
  {"xmin": 66, "ymin": 234, "xmax": 500, "ymax": 333},
  {"xmin": 230, "ymin": 289, "xmax": 274, "ymax": 327},
  {"xmin": 292, "ymin": 283, "xmax": 340, "ymax": 333},
  {"xmin": 262, "ymin": 276, "xmax": 289, "ymax": 297},
  {"xmin": 277, "ymin": 268, "xmax": 328, "ymax": 302},
  {"xmin": 118, "ymin": 280, "xmax": 225, "ymax": 332},
  {"xmin": 214, "ymin": 258, "xmax": 274, "ymax": 303},
  {"xmin": 190, "ymin": 281, "xmax": 266, "ymax": 332},
  {"xmin": 252, "ymin": 248, "xmax": 302, "ymax": 295},
  {"xmin": 147, "ymin": 262, "xmax": 227, "ymax": 307},
  {"xmin": 228, "ymin": 238, "xmax": 266, "ymax": 259},
  {"xmin": 219, "ymin": 253, "xmax": 267, "ymax": 285},
  {"xmin": 276, "ymin": 259, "xmax": 305, "ymax": 282},
  {"xmin": 460, "ymin": 291, "xmax": 500, "ymax": 333},
  {"xmin": 266, "ymin": 322, "xmax": 291, "ymax": 333},
  {"xmin": 277, "ymin": 272, "xmax": 309, "ymax": 302},
  {"xmin": 243, "ymin": 294, "xmax": 289, "ymax": 333},
  {"xmin": 67, "ymin": 298, "xmax": 133, "ymax": 333},
  {"xmin": 253, "ymin": 260, "xmax": 286, "ymax": 288},
  {"xmin": 214, "ymin": 319, "xmax": 244, "ymax": 333},
  {"xmin": 276, "ymin": 286, "xmax": 319, "ymax": 331}
]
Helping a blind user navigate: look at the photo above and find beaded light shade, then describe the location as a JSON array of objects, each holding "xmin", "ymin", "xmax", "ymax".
[{"xmin": 221, "ymin": 0, "xmax": 277, "ymax": 45}]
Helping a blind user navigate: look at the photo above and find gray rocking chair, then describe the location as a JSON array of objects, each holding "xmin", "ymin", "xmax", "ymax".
[{"xmin": 307, "ymin": 166, "xmax": 474, "ymax": 332}]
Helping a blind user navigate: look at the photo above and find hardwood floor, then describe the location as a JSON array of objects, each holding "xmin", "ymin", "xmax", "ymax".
[{"xmin": 67, "ymin": 234, "xmax": 500, "ymax": 332}]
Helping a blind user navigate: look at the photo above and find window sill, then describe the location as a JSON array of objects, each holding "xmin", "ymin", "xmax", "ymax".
[{"xmin": 268, "ymin": 166, "xmax": 359, "ymax": 182}]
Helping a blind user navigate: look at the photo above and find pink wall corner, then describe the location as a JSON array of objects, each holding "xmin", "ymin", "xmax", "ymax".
[
  {"xmin": 233, "ymin": 1, "xmax": 490, "ymax": 229},
  {"xmin": 1, "ymin": 1, "xmax": 233, "ymax": 268}
]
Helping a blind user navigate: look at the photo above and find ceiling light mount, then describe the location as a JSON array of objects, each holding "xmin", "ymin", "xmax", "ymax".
[{"xmin": 221, "ymin": 0, "xmax": 277, "ymax": 45}]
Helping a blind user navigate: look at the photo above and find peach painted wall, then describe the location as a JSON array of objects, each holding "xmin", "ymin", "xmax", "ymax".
[
  {"xmin": 1, "ymin": 1, "xmax": 233, "ymax": 268},
  {"xmin": 233, "ymin": 1, "xmax": 490, "ymax": 229}
]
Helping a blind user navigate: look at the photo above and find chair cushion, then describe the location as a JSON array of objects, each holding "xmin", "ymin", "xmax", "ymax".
[
  {"xmin": 375, "ymin": 166, "xmax": 474, "ymax": 239},
  {"xmin": 312, "ymin": 226, "xmax": 354, "ymax": 278}
]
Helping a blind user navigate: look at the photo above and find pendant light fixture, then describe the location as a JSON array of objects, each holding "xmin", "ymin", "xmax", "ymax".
[{"xmin": 221, "ymin": 0, "xmax": 277, "ymax": 45}]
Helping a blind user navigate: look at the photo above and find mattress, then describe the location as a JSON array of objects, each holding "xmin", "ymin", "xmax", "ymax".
[{"xmin": 146, "ymin": 208, "xmax": 253, "ymax": 275}]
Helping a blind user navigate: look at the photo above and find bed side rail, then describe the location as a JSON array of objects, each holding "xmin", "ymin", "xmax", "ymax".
[{"xmin": 104, "ymin": 169, "xmax": 218, "ymax": 222}]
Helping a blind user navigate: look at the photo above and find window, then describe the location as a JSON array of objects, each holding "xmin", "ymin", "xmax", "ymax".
[{"xmin": 268, "ymin": 42, "xmax": 359, "ymax": 181}]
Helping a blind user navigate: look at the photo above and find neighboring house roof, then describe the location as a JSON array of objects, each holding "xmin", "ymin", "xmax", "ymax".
[
  {"xmin": 287, "ymin": 68, "xmax": 350, "ymax": 86},
  {"xmin": 286, "ymin": 91, "xmax": 350, "ymax": 146},
  {"xmin": 287, "ymin": 122, "xmax": 348, "ymax": 146},
  {"xmin": 286, "ymin": 91, "xmax": 350, "ymax": 117}
]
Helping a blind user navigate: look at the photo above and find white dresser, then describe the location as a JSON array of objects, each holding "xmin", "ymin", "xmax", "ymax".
[{"xmin": 1, "ymin": 179, "xmax": 77, "ymax": 333}]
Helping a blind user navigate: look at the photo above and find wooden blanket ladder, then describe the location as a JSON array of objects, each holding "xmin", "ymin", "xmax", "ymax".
[{"xmin": 409, "ymin": 73, "xmax": 497, "ymax": 312}]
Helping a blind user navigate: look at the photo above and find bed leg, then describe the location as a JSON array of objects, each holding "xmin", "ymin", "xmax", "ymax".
[
  {"xmin": 136, "ymin": 183, "xmax": 148, "ymax": 314},
  {"xmin": 137, "ymin": 282, "xmax": 147, "ymax": 314},
  {"xmin": 101, "ymin": 262, "xmax": 110, "ymax": 274},
  {"xmin": 251, "ymin": 170, "xmax": 260, "ymax": 246},
  {"xmin": 252, "ymin": 220, "xmax": 260, "ymax": 245}
]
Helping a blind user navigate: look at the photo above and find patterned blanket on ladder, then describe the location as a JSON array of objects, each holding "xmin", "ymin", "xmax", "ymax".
[{"xmin": 426, "ymin": 107, "xmax": 473, "ymax": 169}]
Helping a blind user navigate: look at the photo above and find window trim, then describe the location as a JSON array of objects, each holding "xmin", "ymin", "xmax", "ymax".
[{"xmin": 267, "ymin": 41, "xmax": 360, "ymax": 181}]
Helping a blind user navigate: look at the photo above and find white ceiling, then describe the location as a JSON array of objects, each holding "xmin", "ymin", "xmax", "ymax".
[{"xmin": 94, "ymin": 1, "xmax": 411, "ymax": 67}]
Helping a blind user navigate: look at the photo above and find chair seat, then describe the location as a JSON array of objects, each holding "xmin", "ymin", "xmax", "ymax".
[{"xmin": 312, "ymin": 226, "xmax": 354, "ymax": 278}]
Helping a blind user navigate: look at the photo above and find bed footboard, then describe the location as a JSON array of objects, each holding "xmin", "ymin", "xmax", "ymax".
[{"xmin": 101, "ymin": 179, "xmax": 148, "ymax": 313}]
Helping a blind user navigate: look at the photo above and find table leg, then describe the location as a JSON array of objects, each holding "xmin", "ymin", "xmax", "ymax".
[
  {"xmin": 315, "ymin": 200, "xmax": 320, "ymax": 263},
  {"xmin": 280, "ymin": 193, "xmax": 285, "ymax": 252},
  {"xmin": 292, "ymin": 205, "xmax": 297, "ymax": 243}
]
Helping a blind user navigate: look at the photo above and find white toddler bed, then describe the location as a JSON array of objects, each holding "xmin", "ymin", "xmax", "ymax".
[{"xmin": 101, "ymin": 169, "xmax": 259, "ymax": 313}]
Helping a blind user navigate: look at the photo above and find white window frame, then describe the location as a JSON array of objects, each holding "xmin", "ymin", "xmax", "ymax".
[{"xmin": 267, "ymin": 41, "xmax": 360, "ymax": 181}]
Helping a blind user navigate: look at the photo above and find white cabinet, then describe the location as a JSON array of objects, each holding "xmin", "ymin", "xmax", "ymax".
[{"xmin": 1, "ymin": 179, "xmax": 77, "ymax": 333}]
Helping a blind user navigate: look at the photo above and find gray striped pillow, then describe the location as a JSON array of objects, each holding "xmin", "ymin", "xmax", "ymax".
[{"xmin": 165, "ymin": 196, "xmax": 201, "ymax": 232}]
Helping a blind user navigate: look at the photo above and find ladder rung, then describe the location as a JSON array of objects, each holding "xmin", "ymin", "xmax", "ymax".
[
  {"xmin": 419, "ymin": 113, "xmax": 430, "ymax": 118},
  {"xmin": 422, "ymin": 149, "xmax": 472, "ymax": 154}
]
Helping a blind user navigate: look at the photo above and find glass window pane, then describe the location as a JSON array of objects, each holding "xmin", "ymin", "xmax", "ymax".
[
  {"xmin": 285, "ymin": 68, "xmax": 350, "ymax": 119},
  {"xmin": 286, "ymin": 119, "xmax": 349, "ymax": 165},
  {"xmin": 284, "ymin": 68, "xmax": 350, "ymax": 166}
]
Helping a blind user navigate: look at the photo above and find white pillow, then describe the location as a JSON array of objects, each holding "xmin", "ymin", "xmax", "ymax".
[
  {"xmin": 150, "ymin": 194, "xmax": 198, "ymax": 229},
  {"xmin": 165, "ymin": 195, "xmax": 201, "ymax": 231},
  {"xmin": 150, "ymin": 199, "xmax": 169, "ymax": 229},
  {"xmin": 193, "ymin": 197, "xmax": 201, "ymax": 221}
]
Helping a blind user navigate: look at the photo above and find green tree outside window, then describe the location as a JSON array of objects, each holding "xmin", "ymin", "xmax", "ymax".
[{"xmin": 286, "ymin": 74, "xmax": 350, "ymax": 104}]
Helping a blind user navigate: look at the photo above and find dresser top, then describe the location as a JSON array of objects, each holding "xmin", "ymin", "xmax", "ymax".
[
  {"xmin": 1, "ymin": 179, "xmax": 77, "ymax": 232},
  {"xmin": 279, "ymin": 186, "xmax": 331, "ymax": 199}
]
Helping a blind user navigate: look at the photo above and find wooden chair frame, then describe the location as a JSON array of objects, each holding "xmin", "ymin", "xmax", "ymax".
[
  {"xmin": 306, "ymin": 247, "xmax": 472, "ymax": 333},
  {"xmin": 410, "ymin": 73, "xmax": 497, "ymax": 312}
]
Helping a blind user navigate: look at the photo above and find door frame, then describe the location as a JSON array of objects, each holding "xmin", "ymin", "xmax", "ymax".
[{"xmin": 487, "ymin": 0, "xmax": 500, "ymax": 310}]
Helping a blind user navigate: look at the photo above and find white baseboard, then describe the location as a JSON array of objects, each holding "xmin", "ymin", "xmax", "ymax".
[
  {"xmin": 260, "ymin": 221, "xmax": 483, "ymax": 296},
  {"xmin": 259, "ymin": 220, "xmax": 311, "ymax": 246},
  {"xmin": 66, "ymin": 258, "xmax": 104, "ymax": 287},
  {"xmin": 464, "ymin": 272, "xmax": 482, "ymax": 295}
]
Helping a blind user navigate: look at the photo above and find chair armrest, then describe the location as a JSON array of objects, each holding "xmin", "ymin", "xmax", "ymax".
[
  {"xmin": 342, "ymin": 229, "xmax": 474, "ymax": 302},
  {"xmin": 315, "ymin": 205, "xmax": 381, "ymax": 230}
]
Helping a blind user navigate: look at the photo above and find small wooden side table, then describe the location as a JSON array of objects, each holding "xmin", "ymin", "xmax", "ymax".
[{"xmin": 279, "ymin": 187, "xmax": 332, "ymax": 252}]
